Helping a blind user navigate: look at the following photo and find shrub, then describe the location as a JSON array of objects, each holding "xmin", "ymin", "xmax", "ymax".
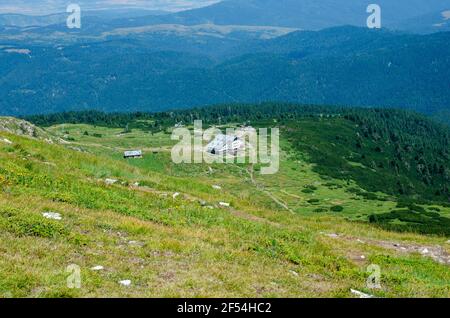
[
  {"xmin": 330, "ymin": 205, "xmax": 344, "ymax": 212},
  {"xmin": 368, "ymin": 208, "xmax": 450, "ymax": 236},
  {"xmin": 396, "ymin": 202, "xmax": 426, "ymax": 213},
  {"xmin": 0, "ymin": 208, "xmax": 68, "ymax": 238}
]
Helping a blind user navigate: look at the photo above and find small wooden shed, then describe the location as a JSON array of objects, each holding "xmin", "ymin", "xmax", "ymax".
[{"xmin": 123, "ymin": 150, "xmax": 143, "ymax": 159}]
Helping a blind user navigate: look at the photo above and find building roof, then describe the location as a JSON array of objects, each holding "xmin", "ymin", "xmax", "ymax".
[
  {"xmin": 124, "ymin": 150, "xmax": 142, "ymax": 157},
  {"xmin": 206, "ymin": 134, "xmax": 243, "ymax": 154}
]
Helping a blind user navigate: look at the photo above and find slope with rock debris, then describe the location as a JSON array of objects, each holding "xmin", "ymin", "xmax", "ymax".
[{"xmin": 0, "ymin": 117, "xmax": 449, "ymax": 298}]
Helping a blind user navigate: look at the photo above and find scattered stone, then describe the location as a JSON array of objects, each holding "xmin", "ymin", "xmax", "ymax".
[
  {"xmin": 289, "ymin": 270, "xmax": 299, "ymax": 277},
  {"xmin": 1, "ymin": 138, "xmax": 12, "ymax": 144},
  {"xmin": 360, "ymin": 255, "xmax": 366, "ymax": 259},
  {"xmin": 133, "ymin": 182, "xmax": 139, "ymax": 187},
  {"xmin": 128, "ymin": 240, "xmax": 144, "ymax": 247},
  {"xmin": 199, "ymin": 200, "xmax": 207, "ymax": 206},
  {"xmin": 326, "ymin": 233, "xmax": 339, "ymax": 238},
  {"xmin": 119, "ymin": 280, "xmax": 131, "ymax": 287},
  {"xmin": 446, "ymin": 240, "xmax": 450, "ymax": 244},
  {"xmin": 350, "ymin": 289, "xmax": 374, "ymax": 298},
  {"xmin": 212, "ymin": 185, "xmax": 222, "ymax": 190},
  {"xmin": 421, "ymin": 248, "xmax": 429, "ymax": 255},
  {"xmin": 104, "ymin": 178, "xmax": 118, "ymax": 185},
  {"xmin": 219, "ymin": 202, "xmax": 230, "ymax": 207},
  {"xmin": 356, "ymin": 239, "xmax": 365, "ymax": 244},
  {"xmin": 173, "ymin": 192, "xmax": 180, "ymax": 199},
  {"xmin": 70, "ymin": 146, "xmax": 84, "ymax": 152},
  {"xmin": 91, "ymin": 265, "xmax": 104, "ymax": 271},
  {"xmin": 42, "ymin": 212, "xmax": 62, "ymax": 220}
]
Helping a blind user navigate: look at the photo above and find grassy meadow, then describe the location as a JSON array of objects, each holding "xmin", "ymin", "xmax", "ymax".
[{"xmin": 0, "ymin": 121, "xmax": 449, "ymax": 298}]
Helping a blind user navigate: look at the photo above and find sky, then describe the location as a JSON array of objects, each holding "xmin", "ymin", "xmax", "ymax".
[{"xmin": 0, "ymin": 0, "xmax": 221, "ymax": 15}]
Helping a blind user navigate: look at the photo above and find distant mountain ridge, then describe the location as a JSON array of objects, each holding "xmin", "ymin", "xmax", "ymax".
[
  {"xmin": 1, "ymin": 26, "xmax": 449, "ymax": 123},
  {"xmin": 1, "ymin": 0, "xmax": 450, "ymax": 32},
  {"xmin": 107, "ymin": 0, "xmax": 450, "ymax": 31},
  {"xmin": 0, "ymin": 9, "xmax": 168, "ymax": 28},
  {"xmin": 393, "ymin": 10, "xmax": 450, "ymax": 34}
]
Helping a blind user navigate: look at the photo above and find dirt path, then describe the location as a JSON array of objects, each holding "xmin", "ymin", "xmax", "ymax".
[
  {"xmin": 130, "ymin": 185, "xmax": 281, "ymax": 227},
  {"xmin": 280, "ymin": 190, "xmax": 302, "ymax": 199},
  {"xmin": 246, "ymin": 166, "xmax": 295, "ymax": 214}
]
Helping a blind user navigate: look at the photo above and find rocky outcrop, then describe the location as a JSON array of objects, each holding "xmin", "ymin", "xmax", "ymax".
[{"xmin": 0, "ymin": 116, "xmax": 48, "ymax": 139}]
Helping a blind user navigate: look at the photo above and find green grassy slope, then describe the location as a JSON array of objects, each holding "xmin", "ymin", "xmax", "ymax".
[{"xmin": 1, "ymin": 115, "xmax": 449, "ymax": 297}]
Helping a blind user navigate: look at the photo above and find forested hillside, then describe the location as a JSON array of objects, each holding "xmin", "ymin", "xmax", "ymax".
[
  {"xmin": 1, "ymin": 27, "xmax": 449, "ymax": 122},
  {"xmin": 26, "ymin": 104, "xmax": 450, "ymax": 205}
]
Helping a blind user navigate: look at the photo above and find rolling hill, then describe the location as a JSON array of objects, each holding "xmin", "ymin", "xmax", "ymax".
[
  {"xmin": 26, "ymin": 103, "xmax": 450, "ymax": 206},
  {"xmin": 1, "ymin": 104, "xmax": 449, "ymax": 297}
]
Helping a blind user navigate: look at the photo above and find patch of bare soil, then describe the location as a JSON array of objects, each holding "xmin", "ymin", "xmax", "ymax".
[
  {"xmin": 323, "ymin": 233, "xmax": 450, "ymax": 265},
  {"xmin": 372, "ymin": 240, "xmax": 450, "ymax": 265}
]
